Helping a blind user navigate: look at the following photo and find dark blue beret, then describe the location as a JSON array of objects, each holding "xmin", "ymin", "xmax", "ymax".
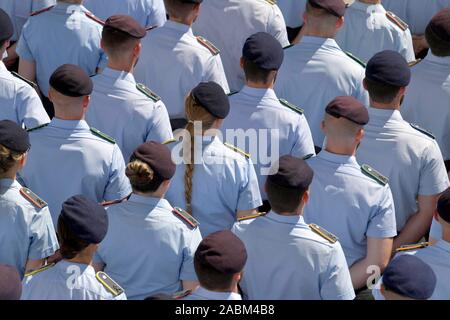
[
  {"xmin": 267, "ymin": 155, "xmax": 314, "ymax": 191},
  {"xmin": 366, "ymin": 50, "xmax": 411, "ymax": 87},
  {"xmin": 104, "ymin": 15, "xmax": 147, "ymax": 39},
  {"xmin": 191, "ymin": 82, "xmax": 230, "ymax": 119},
  {"xmin": 59, "ymin": 195, "xmax": 108, "ymax": 244},
  {"xmin": 325, "ymin": 96, "xmax": 369, "ymax": 125},
  {"xmin": 0, "ymin": 120, "xmax": 30, "ymax": 153},
  {"xmin": 383, "ymin": 255, "xmax": 437, "ymax": 300},
  {"xmin": 0, "ymin": 264, "xmax": 21, "ymax": 300},
  {"xmin": 243, "ymin": 32, "xmax": 284, "ymax": 70},
  {"xmin": 132, "ymin": 141, "xmax": 176, "ymax": 180},
  {"xmin": 0, "ymin": 9, "xmax": 13, "ymax": 42},
  {"xmin": 437, "ymin": 187, "xmax": 450, "ymax": 223},
  {"xmin": 195, "ymin": 230, "xmax": 247, "ymax": 274},
  {"xmin": 308, "ymin": 0, "xmax": 347, "ymax": 18},
  {"xmin": 427, "ymin": 8, "xmax": 450, "ymax": 44},
  {"xmin": 49, "ymin": 64, "xmax": 93, "ymax": 97}
]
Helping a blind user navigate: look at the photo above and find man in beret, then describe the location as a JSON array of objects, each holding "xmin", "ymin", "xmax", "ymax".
[
  {"xmin": 134, "ymin": 0, "xmax": 229, "ymax": 130},
  {"xmin": 232, "ymin": 155, "xmax": 355, "ymax": 300},
  {"xmin": 86, "ymin": 14, "xmax": 173, "ymax": 162},
  {"xmin": 181, "ymin": 230, "xmax": 246, "ymax": 300},
  {"xmin": 303, "ymin": 96, "xmax": 396, "ymax": 297},
  {"xmin": 275, "ymin": 0, "xmax": 369, "ymax": 148},
  {"xmin": 19, "ymin": 64, "xmax": 132, "ymax": 226},
  {"xmin": 402, "ymin": 8, "xmax": 450, "ymax": 178},
  {"xmin": 192, "ymin": 0, "xmax": 289, "ymax": 93},
  {"xmin": 0, "ymin": 8, "xmax": 49, "ymax": 129},
  {"xmin": 357, "ymin": 50, "xmax": 450, "ymax": 251},
  {"xmin": 0, "ymin": 264, "xmax": 22, "ymax": 300},
  {"xmin": 221, "ymin": 32, "xmax": 315, "ymax": 208},
  {"xmin": 22, "ymin": 195, "xmax": 127, "ymax": 300}
]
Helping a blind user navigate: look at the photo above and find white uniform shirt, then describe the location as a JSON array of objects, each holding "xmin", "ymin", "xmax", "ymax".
[{"xmin": 183, "ymin": 287, "xmax": 242, "ymax": 300}]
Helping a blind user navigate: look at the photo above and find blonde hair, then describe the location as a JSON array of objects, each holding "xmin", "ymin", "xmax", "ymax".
[
  {"xmin": 126, "ymin": 159, "xmax": 163, "ymax": 193},
  {"xmin": 0, "ymin": 144, "xmax": 25, "ymax": 175}
]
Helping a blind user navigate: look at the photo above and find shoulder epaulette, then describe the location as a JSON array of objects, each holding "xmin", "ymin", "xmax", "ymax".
[
  {"xmin": 24, "ymin": 263, "xmax": 55, "ymax": 277},
  {"xmin": 264, "ymin": 0, "xmax": 277, "ymax": 5},
  {"xmin": 408, "ymin": 59, "xmax": 422, "ymax": 68},
  {"xmin": 309, "ymin": 224, "xmax": 338, "ymax": 244},
  {"xmin": 283, "ymin": 43, "xmax": 295, "ymax": 50},
  {"xmin": 101, "ymin": 194, "xmax": 131, "ymax": 207},
  {"xmin": 237, "ymin": 212, "xmax": 267, "ymax": 222},
  {"xmin": 196, "ymin": 36, "xmax": 220, "ymax": 55},
  {"xmin": 410, "ymin": 123, "xmax": 435, "ymax": 139},
  {"xmin": 136, "ymin": 83, "xmax": 161, "ymax": 102},
  {"xmin": 146, "ymin": 25, "xmax": 157, "ymax": 32},
  {"xmin": 85, "ymin": 12, "xmax": 105, "ymax": 26},
  {"xmin": 361, "ymin": 164, "xmax": 388, "ymax": 186},
  {"xmin": 386, "ymin": 11, "xmax": 408, "ymax": 31},
  {"xmin": 302, "ymin": 153, "xmax": 314, "ymax": 160},
  {"xmin": 345, "ymin": 51, "xmax": 366, "ymax": 68},
  {"xmin": 172, "ymin": 207, "xmax": 199, "ymax": 229},
  {"xmin": 172, "ymin": 289, "xmax": 192, "ymax": 300},
  {"xmin": 11, "ymin": 72, "xmax": 37, "ymax": 89},
  {"xmin": 26, "ymin": 123, "xmax": 49, "ymax": 132},
  {"xmin": 162, "ymin": 138, "xmax": 177, "ymax": 145},
  {"xmin": 20, "ymin": 187, "xmax": 48, "ymax": 209},
  {"xmin": 395, "ymin": 242, "xmax": 429, "ymax": 253},
  {"xmin": 90, "ymin": 127, "xmax": 116, "ymax": 144},
  {"xmin": 279, "ymin": 99, "xmax": 304, "ymax": 115},
  {"xmin": 30, "ymin": 5, "xmax": 54, "ymax": 16},
  {"xmin": 227, "ymin": 91, "xmax": 239, "ymax": 97},
  {"xmin": 96, "ymin": 272, "xmax": 124, "ymax": 297},
  {"xmin": 224, "ymin": 142, "xmax": 251, "ymax": 159}
]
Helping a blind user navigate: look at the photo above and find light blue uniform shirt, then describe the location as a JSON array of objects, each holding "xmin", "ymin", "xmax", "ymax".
[
  {"xmin": 232, "ymin": 212, "xmax": 355, "ymax": 300},
  {"xmin": 0, "ymin": 61, "xmax": 49, "ymax": 129},
  {"xmin": 303, "ymin": 151, "xmax": 397, "ymax": 267},
  {"xmin": 18, "ymin": 118, "xmax": 132, "ymax": 225},
  {"xmin": 94, "ymin": 195, "xmax": 202, "ymax": 300},
  {"xmin": 277, "ymin": 0, "xmax": 306, "ymax": 28},
  {"xmin": 83, "ymin": 0, "xmax": 166, "ymax": 28},
  {"xmin": 336, "ymin": 2, "xmax": 415, "ymax": 64},
  {"xmin": 165, "ymin": 135, "xmax": 262, "ymax": 237},
  {"xmin": 21, "ymin": 260, "xmax": 127, "ymax": 300},
  {"xmin": 402, "ymin": 54, "xmax": 450, "ymax": 161},
  {"xmin": 16, "ymin": 2, "xmax": 107, "ymax": 97},
  {"xmin": 183, "ymin": 287, "xmax": 242, "ymax": 300},
  {"xmin": 134, "ymin": 20, "xmax": 229, "ymax": 119},
  {"xmin": 274, "ymin": 36, "xmax": 369, "ymax": 147},
  {"xmin": 221, "ymin": 86, "xmax": 316, "ymax": 199},
  {"xmin": 0, "ymin": 179, "xmax": 58, "ymax": 278},
  {"xmin": 357, "ymin": 108, "xmax": 450, "ymax": 231},
  {"xmin": 86, "ymin": 67, "xmax": 173, "ymax": 162}
]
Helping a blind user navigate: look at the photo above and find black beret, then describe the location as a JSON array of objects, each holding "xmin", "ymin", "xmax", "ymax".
[
  {"xmin": 49, "ymin": 64, "xmax": 93, "ymax": 97},
  {"xmin": 191, "ymin": 82, "xmax": 230, "ymax": 119},
  {"xmin": 104, "ymin": 15, "xmax": 146, "ymax": 39},
  {"xmin": 267, "ymin": 155, "xmax": 314, "ymax": 191},
  {"xmin": 195, "ymin": 230, "xmax": 247, "ymax": 274},
  {"xmin": 0, "ymin": 120, "xmax": 30, "ymax": 153},
  {"xmin": 242, "ymin": 32, "xmax": 284, "ymax": 70},
  {"xmin": 383, "ymin": 255, "xmax": 437, "ymax": 300},
  {"xmin": 59, "ymin": 195, "xmax": 108, "ymax": 244},
  {"xmin": 308, "ymin": 0, "xmax": 347, "ymax": 18},
  {"xmin": 0, "ymin": 9, "xmax": 13, "ymax": 42},
  {"xmin": 0, "ymin": 264, "xmax": 22, "ymax": 300},
  {"xmin": 325, "ymin": 96, "xmax": 369, "ymax": 125},
  {"xmin": 426, "ymin": 8, "xmax": 450, "ymax": 44},
  {"xmin": 132, "ymin": 141, "xmax": 176, "ymax": 180},
  {"xmin": 366, "ymin": 50, "xmax": 411, "ymax": 87},
  {"xmin": 437, "ymin": 187, "xmax": 450, "ymax": 223}
]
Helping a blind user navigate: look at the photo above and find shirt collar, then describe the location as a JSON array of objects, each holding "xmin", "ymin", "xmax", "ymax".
[
  {"xmin": 54, "ymin": 2, "xmax": 85, "ymax": 12},
  {"xmin": 368, "ymin": 107, "xmax": 403, "ymax": 122},
  {"xmin": 351, "ymin": 1, "xmax": 385, "ymax": 13},
  {"xmin": 424, "ymin": 52, "xmax": 450, "ymax": 66},
  {"xmin": 434, "ymin": 240, "xmax": 450, "ymax": 253},
  {"xmin": 266, "ymin": 211, "xmax": 308, "ymax": 226},
  {"xmin": 240, "ymin": 86, "xmax": 278, "ymax": 100},
  {"xmin": 101, "ymin": 67, "xmax": 136, "ymax": 85},
  {"xmin": 317, "ymin": 150, "xmax": 359, "ymax": 166},
  {"xmin": 0, "ymin": 179, "xmax": 21, "ymax": 189},
  {"xmin": 128, "ymin": 194, "xmax": 173, "ymax": 211},
  {"xmin": 193, "ymin": 287, "xmax": 242, "ymax": 300},
  {"xmin": 50, "ymin": 118, "xmax": 91, "ymax": 130},
  {"xmin": 299, "ymin": 36, "xmax": 340, "ymax": 49},
  {"xmin": 164, "ymin": 20, "xmax": 193, "ymax": 36}
]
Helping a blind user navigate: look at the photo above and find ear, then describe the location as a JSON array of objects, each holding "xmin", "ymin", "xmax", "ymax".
[
  {"xmin": 100, "ymin": 38, "xmax": 105, "ymax": 51},
  {"xmin": 363, "ymin": 78, "xmax": 368, "ymax": 91},
  {"xmin": 240, "ymin": 57, "xmax": 245, "ymax": 70},
  {"xmin": 433, "ymin": 210, "xmax": 440, "ymax": 222},
  {"xmin": 398, "ymin": 86, "xmax": 407, "ymax": 97},
  {"xmin": 336, "ymin": 16, "xmax": 344, "ymax": 29},
  {"xmin": 302, "ymin": 11, "xmax": 308, "ymax": 24},
  {"xmin": 356, "ymin": 128, "xmax": 365, "ymax": 142},
  {"xmin": 302, "ymin": 189, "xmax": 310, "ymax": 205},
  {"xmin": 320, "ymin": 119, "xmax": 326, "ymax": 133},
  {"xmin": 48, "ymin": 88, "xmax": 54, "ymax": 103},
  {"xmin": 83, "ymin": 95, "xmax": 90, "ymax": 109}
]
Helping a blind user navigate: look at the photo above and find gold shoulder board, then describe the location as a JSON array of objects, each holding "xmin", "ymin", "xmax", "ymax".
[
  {"xmin": 224, "ymin": 142, "xmax": 251, "ymax": 159},
  {"xmin": 408, "ymin": 59, "xmax": 422, "ymax": 68},
  {"xmin": 264, "ymin": 0, "xmax": 277, "ymax": 5},
  {"xmin": 237, "ymin": 212, "xmax": 267, "ymax": 222},
  {"xmin": 361, "ymin": 164, "xmax": 388, "ymax": 186},
  {"xmin": 345, "ymin": 51, "xmax": 366, "ymax": 68},
  {"xmin": 96, "ymin": 272, "xmax": 124, "ymax": 297},
  {"xmin": 279, "ymin": 99, "xmax": 304, "ymax": 115},
  {"xmin": 90, "ymin": 127, "xmax": 116, "ymax": 144},
  {"xmin": 172, "ymin": 207, "xmax": 199, "ymax": 229},
  {"xmin": 309, "ymin": 224, "xmax": 338, "ymax": 244},
  {"xmin": 85, "ymin": 12, "xmax": 105, "ymax": 25},
  {"xmin": 26, "ymin": 123, "xmax": 49, "ymax": 132},
  {"xmin": 395, "ymin": 242, "xmax": 429, "ymax": 253},
  {"xmin": 196, "ymin": 36, "xmax": 220, "ymax": 55},
  {"xmin": 136, "ymin": 83, "xmax": 161, "ymax": 102},
  {"xmin": 11, "ymin": 72, "xmax": 37, "ymax": 89},
  {"xmin": 24, "ymin": 263, "xmax": 55, "ymax": 277},
  {"xmin": 30, "ymin": 5, "xmax": 54, "ymax": 16},
  {"xmin": 20, "ymin": 188, "xmax": 48, "ymax": 209},
  {"xmin": 410, "ymin": 123, "xmax": 435, "ymax": 139},
  {"xmin": 386, "ymin": 11, "xmax": 408, "ymax": 31}
]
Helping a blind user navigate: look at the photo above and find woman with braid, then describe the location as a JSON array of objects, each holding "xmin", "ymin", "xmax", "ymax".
[{"xmin": 165, "ymin": 81, "xmax": 262, "ymax": 237}]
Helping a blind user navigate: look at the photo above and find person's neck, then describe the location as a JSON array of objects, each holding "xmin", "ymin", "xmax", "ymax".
[
  {"xmin": 302, "ymin": 25, "xmax": 336, "ymax": 39},
  {"xmin": 53, "ymin": 110, "xmax": 85, "ymax": 121},
  {"xmin": 133, "ymin": 190, "xmax": 166, "ymax": 199},
  {"xmin": 275, "ymin": 206, "xmax": 304, "ymax": 217},
  {"xmin": 246, "ymin": 80, "xmax": 273, "ymax": 90},
  {"xmin": 66, "ymin": 253, "xmax": 93, "ymax": 266},
  {"xmin": 0, "ymin": 171, "xmax": 16, "ymax": 180},
  {"xmin": 324, "ymin": 141, "xmax": 357, "ymax": 157},
  {"xmin": 358, "ymin": 0, "xmax": 381, "ymax": 4},
  {"xmin": 169, "ymin": 17, "xmax": 193, "ymax": 27},
  {"xmin": 205, "ymin": 283, "xmax": 239, "ymax": 294},
  {"xmin": 370, "ymin": 100, "xmax": 400, "ymax": 111},
  {"xmin": 107, "ymin": 60, "xmax": 135, "ymax": 74}
]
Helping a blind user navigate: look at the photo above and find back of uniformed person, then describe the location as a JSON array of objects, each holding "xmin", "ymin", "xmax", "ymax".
[
  {"xmin": 18, "ymin": 64, "xmax": 131, "ymax": 225},
  {"xmin": 402, "ymin": 9, "xmax": 450, "ymax": 170},
  {"xmin": 232, "ymin": 156, "xmax": 355, "ymax": 300},
  {"xmin": 274, "ymin": 0, "xmax": 369, "ymax": 148},
  {"xmin": 221, "ymin": 32, "xmax": 315, "ymax": 200},
  {"xmin": 0, "ymin": 264, "xmax": 22, "ymax": 300},
  {"xmin": 134, "ymin": 0, "xmax": 229, "ymax": 126},
  {"xmin": 192, "ymin": 0, "xmax": 289, "ymax": 93},
  {"xmin": 356, "ymin": 50, "xmax": 450, "ymax": 250},
  {"xmin": 181, "ymin": 230, "xmax": 245, "ymax": 300},
  {"xmin": 165, "ymin": 82, "xmax": 262, "ymax": 237},
  {"xmin": 86, "ymin": 15, "xmax": 173, "ymax": 162},
  {"xmin": 0, "ymin": 10, "xmax": 49, "ymax": 129},
  {"xmin": 22, "ymin": 195, "xmax": 127, "ymax": 300},
  {"xmin": 16, "ymin": 0, "xmax": 108, "ymax": 117},
  {"xmin": 0, "ymin": 120, "xmax": 58, "ymax": 278},
  {"xmin": 94, "ymin": 141, "xmax": 202, "ymax": 300},
  {"xmin": 83, "ymin": 0, "xmax": 166, "ymax": 28},
  {"xmin": 303, "ymin": 96, "xmax": 396, "ymax": 291}
]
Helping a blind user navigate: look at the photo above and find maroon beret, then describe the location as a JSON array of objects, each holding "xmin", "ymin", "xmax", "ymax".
[
  {"xmin": 0, "ymin": 9, "xmax": 14, "ymax": 42},
  {"xmin": 132, "ymin": 141, "xmax": 176, "ymax": 180},
  {"xmin": 267, "ymin": 155, "xmax": 314, "ymax": 191},
  {"xmin": 0, "ymin": 264, "xmax": 21, "ymax": 300},
  {"xmin": 308, "ymin": 0, "xmax": 347, "ymax": 18},
  {"xmin": 49, "ymin": 64, "xmax": 93, "ymax": 97},
  {"xmin": 427, "ymin": 8, "xmax": 450, "ymax": 44},
  {"xmin": 104, "ymin": 15, "xmax": 146, "ymax": 39},
  {"xmin": 325, "ymin": 96, "xmax": 369, "ymax": 125}
]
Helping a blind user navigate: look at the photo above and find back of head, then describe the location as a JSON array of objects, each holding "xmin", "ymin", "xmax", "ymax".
[
  {"xmin": 305, "ymin": 0, "xmax": 345, "ymax": 32},
  {"xmin": 0, "ymin": 9, "xmax": 13, "ymax": 50},
  {"xmin": 164, "ymin": 0, "xmax": 200, "ymax": 19},
  {"xmin": 425, "ymin": 8, "xmax": 450, "ymax": 57}
]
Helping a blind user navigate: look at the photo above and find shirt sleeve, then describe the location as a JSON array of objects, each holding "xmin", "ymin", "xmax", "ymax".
[
  {"xmin": 203, "ymin": 54, "xmax": 230, "ymax": 94},
  {"xmin": 16, "ymin": 21, "xmax": 35, "ymax": 62},
  {"xmin": 103, "ymin": 145, "xmax": 133, "ymax": 200},
  {"xmin": 355, "ymin": 68, "xmax": 370, "ymax": 107},
  {"xmin": 366, "ymin": 185, "xmax": 398, "ymax": 238},
  {"xmin": 146, "ymin": 101, "xmax": 174, "ymax": 143},
  {"xmin": 17, "ymin": 86, "xmax": 50, "ymax": 129},
  {"xmin": 180, "ymin": 228, "xmax": 203, "ymax": 281},
  {"xmin": 28, "ymin": 206, "xmax": 59, "ymax": 260},
  {"xmin": 267, "ymin": 5, "xmax": 290, "ymax": 48},
  {"xmin": 418, "ymin": 141, "xmax": 450, "ymax": 196},
  {"xmin": 237, "ymin": 159, "xmax": 263, "ymax": 211},
  {"xmin": 32, "ymin": 0, "xmax": 56, "ymax": 11},
  {"xmin": 400, "ymin": 29, "xmax": 416, "ymax": 63},
  {"xmin": 291, "ymin": 115, "xmax": 316, "ymax": 158},
  {"xmin": 146, "ymin": 0, "xmax": 166, "ymax": 27}
]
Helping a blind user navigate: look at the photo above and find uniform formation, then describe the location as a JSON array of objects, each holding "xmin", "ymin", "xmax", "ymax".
[{"xmin": 0, "ymin": 0, "xmax": 449, "ymax": 301}]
